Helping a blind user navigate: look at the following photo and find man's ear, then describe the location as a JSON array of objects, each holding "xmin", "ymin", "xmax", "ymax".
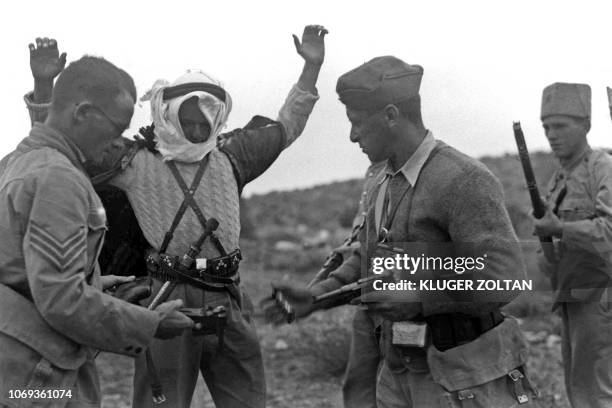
[
  {"xmin": 583, "ymin": 118, "xmax": 591, "ymax": 133},
  {"xmin": 382, "ymin": 104, "xmax": 400, "ymax": 127},
  {"xmin": 73, "ymin": 101, "xmax": 93, "ymax": 125}
]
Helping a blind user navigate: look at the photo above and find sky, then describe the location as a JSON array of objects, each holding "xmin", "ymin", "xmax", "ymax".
[{"xmin": 3, "ymin": 0, "xmax": 612, "ymax": 196}]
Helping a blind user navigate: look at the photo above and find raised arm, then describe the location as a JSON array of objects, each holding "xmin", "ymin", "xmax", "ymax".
[
  {"xmin": 25, "ymin": 37, "xmax": 66, "ymax": 124},
  {"xmin": 29, "ymin": 37, "xmax": 66, "ymax": 103},
  {"xmin": 221, "ymin": 26, "xmax": 327, "ymax": 190},
  {"xmin": 293, "ymin": 25, "xmax": 327, "ymax": 94}
]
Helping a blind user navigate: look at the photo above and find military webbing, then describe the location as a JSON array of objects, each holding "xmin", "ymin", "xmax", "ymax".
[
  {"xmin": 378, "ymin": 144, "xmax": 445, "ymax": 242},
  {"xmin": 160, "ymin": 159, "xmax": 226, "ymax": 256}
]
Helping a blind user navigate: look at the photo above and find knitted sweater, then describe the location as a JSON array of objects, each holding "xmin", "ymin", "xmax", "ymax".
[{"xmin": 318, "ymin": 141, "xmax": 524, "ymax": 317}]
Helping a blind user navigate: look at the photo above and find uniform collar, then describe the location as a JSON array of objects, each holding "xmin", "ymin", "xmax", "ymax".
[
  {"xmin": 560, "ymin": 143, "xmax": 592, "ymax": 174},
  {"xmin": 24, "ymin": 123, "xmax": 88, "ymax": 173},
  {"xmin": 380, "ymin": 130, "xmax": 436, "ymax": 185}
]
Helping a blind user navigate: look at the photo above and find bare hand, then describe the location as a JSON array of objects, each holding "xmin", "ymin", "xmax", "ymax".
[
  {"xmin": 101, "ymin": 275, "xmax": 135, "ymax": 291},
  {"xmin": 532, "ymin": 203, "xmax": 563, "ymax": 238},
  {"xmin": 154, "ymin": 299, "xmax": 194, "ymax": 339},
  {"xmin": 29, "ymin": 37, "xmax": 66, "ymax": 81},
  {"xmin": 293, "ymin": 25, "xmax": 328, "ymax": 66},
  {"xmin": 260, "ymin": 281, "xmax": 315, "ymax": 325}
]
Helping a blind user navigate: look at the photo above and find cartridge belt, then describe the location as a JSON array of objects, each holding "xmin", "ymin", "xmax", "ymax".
[{"xmin": 146, "ymin": 249, "xmax": 241, "ymax": 290}]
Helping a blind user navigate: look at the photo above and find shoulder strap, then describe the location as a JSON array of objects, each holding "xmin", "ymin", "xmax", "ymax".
[
  {"xmin": 159, "ymin": 159, "xmax": 208, "ymax": 253},
  {"xmin": 380, "ymin": 143, "xmax": 445, "ymax": 240}
]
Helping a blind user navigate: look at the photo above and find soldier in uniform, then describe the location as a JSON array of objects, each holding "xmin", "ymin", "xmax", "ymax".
[
  {"xmin": 533, "ymin": 82, "xmax": 612, "ymax": 407},
  {"xmin": 266, "ymin": 56, "xmax": 539, "ymax": 407},
  {"xmin": 24, "ymin": 26, "xmax": 327, "ymax": 408},
  {"xmin": 0, "ymin": 51, "xmax": 193, "ymax": 408}
]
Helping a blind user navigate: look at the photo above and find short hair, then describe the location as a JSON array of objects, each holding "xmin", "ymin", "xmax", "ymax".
[
  {"xmin": 51, "ymin": 55, "xmax": 136, "ymax": 113},
  {"xmin": 393, "ymin": 95, "xmax": 423, "ymax": 126}
]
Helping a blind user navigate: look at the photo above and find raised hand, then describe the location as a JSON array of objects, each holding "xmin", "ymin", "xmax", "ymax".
[
  {"xmin": 29, "ymin": 37, "xmax": 67, "ymax": 81},
  {"xmin": 292, "ymin": 25, "xmax": 328, "ymax": 66}
]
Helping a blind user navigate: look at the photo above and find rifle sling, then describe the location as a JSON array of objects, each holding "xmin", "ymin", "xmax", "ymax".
[{"xmin": 380, "ymin": 144, "xmax": 444, "ymax": 237}]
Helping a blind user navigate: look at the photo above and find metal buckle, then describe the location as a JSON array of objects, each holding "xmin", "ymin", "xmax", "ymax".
[
  {"xmin": 378, "ymin": 227, "xmax": 390, "ymax": 243},
  {"xmin": 508, "ymin": 369, "xmax": 524, "ymax": 382},
  {"xmin": 457, "ymin": 390, "xmax": 474, "ymax": 400}
]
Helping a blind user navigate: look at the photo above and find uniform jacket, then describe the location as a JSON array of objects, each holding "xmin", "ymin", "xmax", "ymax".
[
  {"xmin": 542, "ymin": 146, "xmax": 612, "ymax": 304},
  {"xmin": 0, "ymin": 124, "xmax": 161, "ymax": 407}
]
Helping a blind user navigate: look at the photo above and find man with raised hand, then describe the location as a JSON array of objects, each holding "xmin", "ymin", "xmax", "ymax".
[{"xmin": 24, "ymin": 26, "xmax": 327, "ymax": 408}]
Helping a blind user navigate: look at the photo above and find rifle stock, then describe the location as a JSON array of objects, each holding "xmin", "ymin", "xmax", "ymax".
[{"xmin": 513, "ymin": 122, "xmax": 556, "ymax": 262}]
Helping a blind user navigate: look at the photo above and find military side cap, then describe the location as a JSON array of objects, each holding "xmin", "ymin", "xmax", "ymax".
[
  {"xmin": 336, "ymin": 56, "xmax": 423, "ymax": 111},
  {"xmin": 541, "ymin": 82, "xmax": 591, "ymax": 119}
]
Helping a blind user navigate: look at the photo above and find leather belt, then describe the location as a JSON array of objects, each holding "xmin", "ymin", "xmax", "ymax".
[
  {"xmin": 426, "ymin": 310, "xmax": 504, "ymax": 351},
  {"xmin": 146, "ymin": 249, "xmax": 241, "ymax": 290}
]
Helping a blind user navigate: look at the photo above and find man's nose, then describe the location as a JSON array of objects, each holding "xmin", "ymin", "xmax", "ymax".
[
  {"xmin": 349, "ymin": 127, "xmax": 360, "ymax": 143},
  {"xmin": 545, "ymin": 130, "xmax": 558, "ymax": 141}
]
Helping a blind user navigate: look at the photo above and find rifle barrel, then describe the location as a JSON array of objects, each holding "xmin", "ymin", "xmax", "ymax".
[{"xmin": 513, "ymin": 122, "xmax": 556, "ymax": 261}]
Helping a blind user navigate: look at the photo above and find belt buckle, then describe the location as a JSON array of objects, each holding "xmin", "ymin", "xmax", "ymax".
[{"xmin": 378, "ymin": 227, "xmax": 390, "ymax": 243}]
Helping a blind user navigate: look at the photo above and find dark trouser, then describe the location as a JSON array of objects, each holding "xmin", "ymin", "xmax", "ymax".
[
  {"xmin": 132, "ymin": 282, "xmax": 265, "ymax": 408},
  {"xmin": 342, "ymin": 308, "xmax": 381, "ymax": 408}
]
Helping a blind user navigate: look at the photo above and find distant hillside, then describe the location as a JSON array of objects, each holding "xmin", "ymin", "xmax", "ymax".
[{"xmin": 244, "ymin": 151, "xmax": 559, "ymax": 240}]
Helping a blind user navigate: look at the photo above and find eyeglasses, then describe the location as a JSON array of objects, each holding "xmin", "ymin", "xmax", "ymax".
[{"xmin": 90, "ymin": 104, "xmax": 126, "ymax": 134}]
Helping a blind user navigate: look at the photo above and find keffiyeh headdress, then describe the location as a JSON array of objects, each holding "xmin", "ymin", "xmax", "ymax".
[{"xmin": 142, "ymin": 70, "xmax": 233, "ymax": 162}]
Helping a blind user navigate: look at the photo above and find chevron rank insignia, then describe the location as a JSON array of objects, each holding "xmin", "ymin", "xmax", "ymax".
[{"xmin": 29, "ymin": 221, "xmax": 87, "ymax": 271}]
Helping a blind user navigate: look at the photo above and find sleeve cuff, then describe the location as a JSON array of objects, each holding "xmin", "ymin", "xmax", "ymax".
[
  {"xmin": 286, "ymin": 83, "xmax": 319, "ymax": 113},
  {"xmin": 24, "ymin": 91, "xmax": 50, "ymax": 125}
]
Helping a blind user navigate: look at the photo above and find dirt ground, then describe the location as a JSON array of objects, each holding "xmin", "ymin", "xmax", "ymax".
[
  {"xmin": 97, "ymin": 241, "xmax": 570, "ymax": 408},
  {"xmin": 98, "ymin": 312, "xmax": 570, "ymax": 408}
]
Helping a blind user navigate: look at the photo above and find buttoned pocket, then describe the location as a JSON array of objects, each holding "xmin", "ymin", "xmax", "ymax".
[
  {"xmin": 438, "ymin": 371, "xmax": 541, "ymax": 407},
  {"xmin": 558, "ymin": 197, "xmax": 595, "ymax": 222},
  {"xmin": 428, "ymin": 318, "xmax": 541, "ymax": 407}
]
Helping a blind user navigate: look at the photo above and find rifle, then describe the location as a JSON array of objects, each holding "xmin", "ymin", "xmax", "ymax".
[
  {"xmin": 312, "ymin": 272, "xmax": 392, "ymax": 307},
  {"xmin": 513, "ymin": 122, "xmax": 556, "ymax": 262},
  {"xmin": 272, "ymin": 272, "xmax": 393, "ymax": 323},
  {"xmin": 272, "ymin": 220, "xmax": 364, "ymax": 323}
]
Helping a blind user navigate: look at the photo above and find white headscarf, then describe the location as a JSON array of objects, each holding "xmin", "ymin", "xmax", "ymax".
[{"xmin": 141, "ymin": 70, "xmax": 233, "ymax": 162}]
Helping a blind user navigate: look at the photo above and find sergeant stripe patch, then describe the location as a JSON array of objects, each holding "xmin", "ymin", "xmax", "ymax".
[{"xmin": 29, "ymin": 222, "xmax": 86, "ymax": 271}]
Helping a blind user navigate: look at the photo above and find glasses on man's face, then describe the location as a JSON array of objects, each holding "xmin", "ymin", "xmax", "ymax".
[{"xmin": 90, "ymin": 104, "xmax": 126, "ymax": 135}]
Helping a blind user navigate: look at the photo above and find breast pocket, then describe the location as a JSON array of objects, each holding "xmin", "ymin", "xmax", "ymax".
[{"xmin": 558, "ymin": 197, "xmax": 596, "ymax": 222}]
